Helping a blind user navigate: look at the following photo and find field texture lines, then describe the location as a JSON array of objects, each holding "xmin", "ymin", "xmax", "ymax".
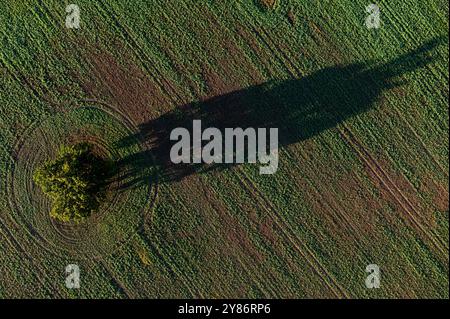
[{"xmin": 0, "ymin": 0, "xmax": 448, "ymax": 298}]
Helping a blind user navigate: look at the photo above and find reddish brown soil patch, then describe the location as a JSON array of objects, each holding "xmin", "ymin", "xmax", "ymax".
[
  {"xmin": 73, "ymin": 39, "xmax": 172, "ymax": 126},
  {"xmin": 334, "ymin": 171, "xmax": 382, "ymax": 237},
  {"xmin": 192, "ymin": 10, "xmax": 264, "ymax": 97},
  {"xmin": 361, "ymin": 155, "xmax": 448, "ymax": 260},
  {"xmin": 257, "ymin": 214, "xmax": 278, "ymax": 246},
  {"xmin": 64, "ymin": 131, "xmax": 110, "ymax": 159},
  {"xmin": 420, "ymin": 175, "xmax": 449, "ymax": 213},
  {"xmin": 201, "ymin": 63, "xmax": 237, "ymax": 97},
  {"xmin": 235, "ymin": 24, "xmax": 279, "ymax": 77},
  {"xmin": 287, "ymin": 10, "xmax": 296, "ymax": 26},
  {"xmin": 434, "ymin": 189, "xmax": 449, "ymax": 213},
  {"xmin": 259, "ymin": 0, "xmax": 277, "ymax": 10},
  {"xmin": 286, "ymin": 146, "xmax": 383, "ymax": 259}
]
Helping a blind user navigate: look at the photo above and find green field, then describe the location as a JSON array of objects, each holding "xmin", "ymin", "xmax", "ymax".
[{"xmin": 0, "ymin": 0, "xmax": 448, "ymax": 298}]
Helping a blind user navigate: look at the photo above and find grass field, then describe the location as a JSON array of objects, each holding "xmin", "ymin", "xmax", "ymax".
[{"xmin": 0, "ymin": 0, "xmax": 448, "ymax": 298}]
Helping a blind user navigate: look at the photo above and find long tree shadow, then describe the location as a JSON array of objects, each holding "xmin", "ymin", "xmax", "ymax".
[{"xmin": 114, "ymin": 38, "xmax": 444, "ymax": 188}]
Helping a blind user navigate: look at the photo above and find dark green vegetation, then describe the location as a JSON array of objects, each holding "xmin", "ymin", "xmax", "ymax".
[
  {"xmin": 33, "ymin": 143, "xmax": 113, "ymax": 223},
  {"xmin": 0, "ymin": 0, "xmax": 448, "ymax": 298}
]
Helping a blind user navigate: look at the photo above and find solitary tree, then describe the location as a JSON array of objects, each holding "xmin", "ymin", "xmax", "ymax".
[{"xmin": 33, "ymin": 142, "xmax": 113, "ymax": 223}]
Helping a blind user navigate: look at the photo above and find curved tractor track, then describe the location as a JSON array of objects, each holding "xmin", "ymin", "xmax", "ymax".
[{"xmin": 5, "ymin": 99, "xmax": 158, "ymax": 265}]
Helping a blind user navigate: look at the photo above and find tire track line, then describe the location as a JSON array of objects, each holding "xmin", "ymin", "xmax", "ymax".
[
  {"xmin": 96, "ymin": 257, "xmax": 134, "ymax": 298},
  {"xmin": 199, "ymin": 179, "xmax": 275, "ymax": 297},
  {"xmin": 339, "ymin": 123, "xmax": 448, "ymax": 256},
  {"xmin": 138, "ymin": 230, "xmax": 202, "ymax": 298},
  {"xmin": 232, "ymin": 169, "xmax": 349, "ymax": 298},
  {"xmin": 184, "ymin": 6, "xmax": 351, "ymax": 295},
  {"xmin": 2, "ymin": 128, "xmax": 69, "ymax": 297},
  {"xmin": 329, "ymin": 3, "xmax": 448, "ymax": 177},
  {"xmin": 245, "ymin": 2, "xmax": 448, "ymax": 184},
  {"xmin": 0, "ymin": 224, "xmax": 55, "ymax": 297},
  {"xmin": 229, "ymin": 8, "xmax": 351, "ymax": 298},
  {"xmin": 230, "ymin": 7, "xmax": 446, "ymax": 287},
  {"xmin": 229, "ymin": 11, "xmax": 367, "ymax": 247},
  {"xmin": 94, "ymin": 1, "xmax": 187, "ymax": 105},
  {"xmin": 0, "ymin": 217, "xmax": 66, "ymax": 297},
  {"xmin": 196, "ymin": 7, "xmax": 349, "ymax": 297},
  {"xmin": 81, "ymin": 99, "xmax": 198, "ymax": 298}
]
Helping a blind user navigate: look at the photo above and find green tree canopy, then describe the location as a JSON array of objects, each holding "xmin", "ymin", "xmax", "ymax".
[{"xmin": 33, "ymin": 142, "xmax": 113, "ymax": 223}]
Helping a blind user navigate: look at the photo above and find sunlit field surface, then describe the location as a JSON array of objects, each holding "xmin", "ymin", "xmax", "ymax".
[{"xmin": 0, "ymin": 0, "xmax": 448, "ymax": 298}]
